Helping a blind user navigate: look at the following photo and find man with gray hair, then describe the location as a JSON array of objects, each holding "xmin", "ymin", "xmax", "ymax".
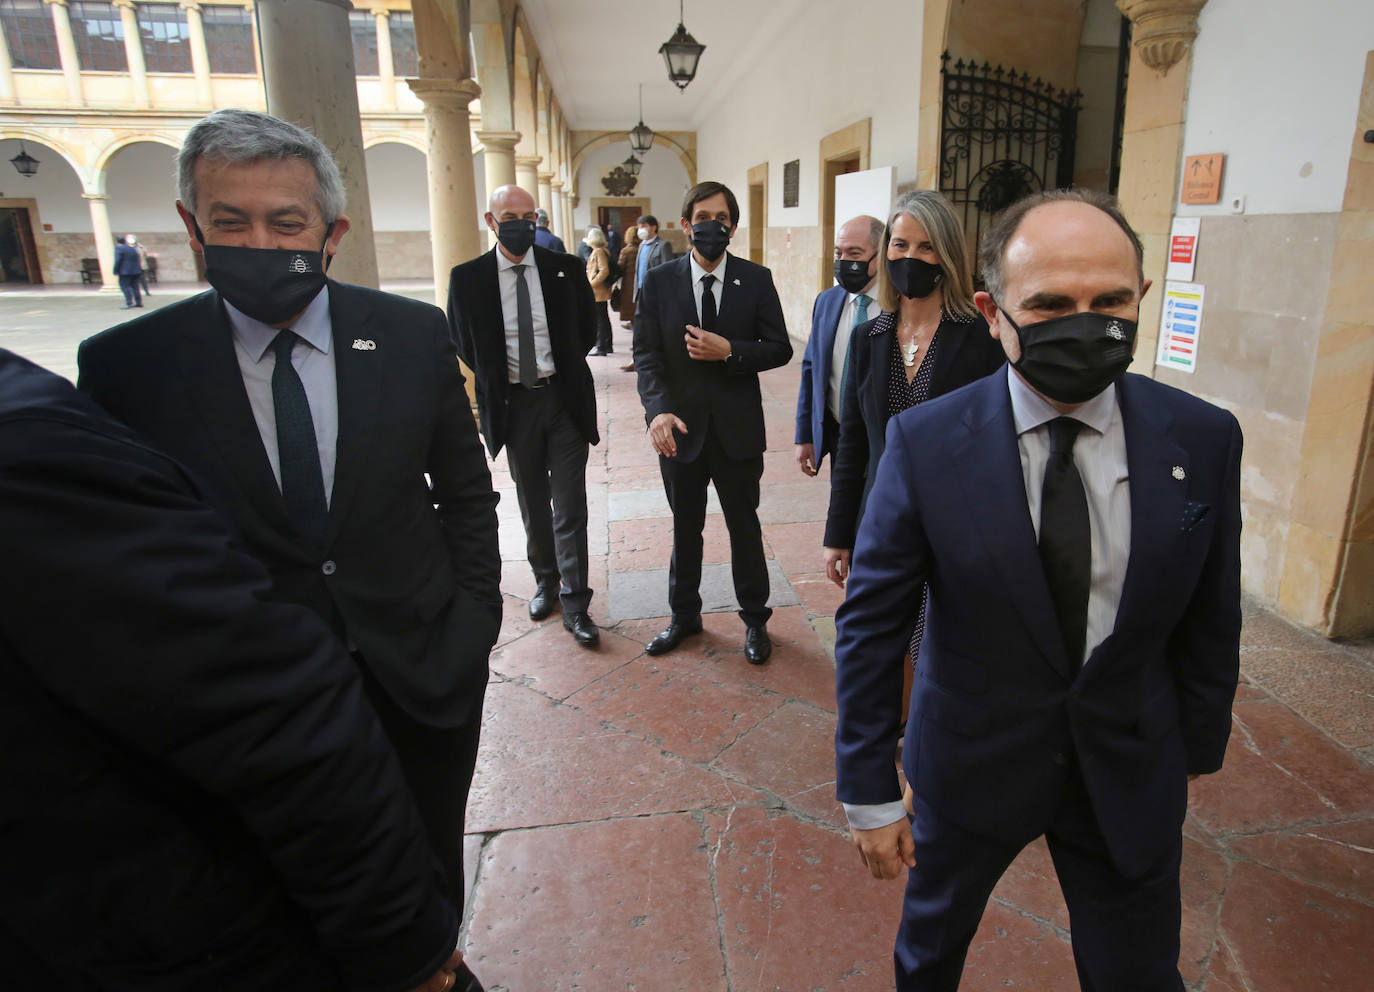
[
  {"xmin": 533, "ymin": 207, "xmax": 565, "ymax": 253},
  {"xmin": 78, "ymin": 109, "xmax": 498, "ymax": 992},
  {"xmin": 794, "ymin": 214, "xmax": 884, "ymax": 477}
]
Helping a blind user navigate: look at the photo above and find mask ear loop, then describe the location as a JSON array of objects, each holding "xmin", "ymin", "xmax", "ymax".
[{"xmin": 321, "ymin": 222, "xmax": 335, "ymax": 272}]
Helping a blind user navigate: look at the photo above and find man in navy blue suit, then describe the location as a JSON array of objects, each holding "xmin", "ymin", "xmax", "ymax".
[
  {"xmin": 834, "ymin": 188, "xmax": 1242, "ymax": 991},
  {"xmin": 793, "ymin": 214, "xmax": 884, "ymax": 477}
]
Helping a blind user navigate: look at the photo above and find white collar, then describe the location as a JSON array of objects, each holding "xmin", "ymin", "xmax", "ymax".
[
  {"xmin": 226, "ymin": 285, "xmax": 332, "ymax": 363},
  {"xmin": 1007, "ymin": 365, "xmax": 1118, "ymax": 438}
]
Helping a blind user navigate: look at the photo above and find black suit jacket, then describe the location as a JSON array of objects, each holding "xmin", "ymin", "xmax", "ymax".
[
  {"xmin": 77, "ymin": 281, "xmax": 501, "ymax": 728},
  {"xmin": 0, "ymin": 349, "xmax": 457, "ymax": 990},
  {"xmin": 447, "ymin": 245, "xmax": 599, "ymax": 457},
  {"xmin": 824, "ymin": 309, "xmax": 1005, "ymax": 548},
  {"xmin": 632, "ymin": 253, "xmax": 793, "ymax": 463}
]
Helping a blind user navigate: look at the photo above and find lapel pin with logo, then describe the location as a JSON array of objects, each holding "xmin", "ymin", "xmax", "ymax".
[
  {"xmin": 557, "ymin": 271, "xmax": 566, "ymax": 278},
  {"xmin": 732, "ymin": 278, "xmax": 741, "ymax": 286},
  {"xmin": 352, "ymin": 338, "xmax": 376, "ymax": 351},
  {"xmin": 1172, "ymin": 466, "xmax": 1186, "ymax": 480}
]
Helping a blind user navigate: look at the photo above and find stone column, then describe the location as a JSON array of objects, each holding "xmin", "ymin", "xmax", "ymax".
[
  {"xmin": 474, "ymin": 129, "xmax": 518, "ymax": 193},
  {"xmin": 407, "ymin": 77, "xmax": 483, "ymax": 294},
  {"xmin": 255, "ymin": 0, "xmax": 379, "ymax": 287},
  {"xmin": 374, "ymin": 8, "xmax": 396, "ymax": 111},
  {"xmin": 0, "ymin": 16, "xmax": 15, "ymax": 104},
  {"xmin": 514, "ymin": 154, "xmax": 541, "ymax": 199},
  {"xmin": 536, "ymin": 170, "xmax": 554, "ymax": 216},
  {"xmin": 47, "ymin": 0, "xmax": 84, "ymax": 105},
  {"xmin": 565, "ymin": 189, "xmax": 576, "ymax": 248},
  {"xmin": 549, "ymin": 180, "xmax": 565, "ymax": 239},
  {"xmin": 181, "ymin": 2, "xmax": 214, "ymax": 106},
  {"xmin": 113, "ymin": 0, "xmax": 148, "ymax": 108},
  {"xmin": 84, "ymin": 194, "xmax": 121, "ymax": 293}
]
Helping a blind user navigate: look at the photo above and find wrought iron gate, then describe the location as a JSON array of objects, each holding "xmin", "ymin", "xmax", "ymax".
[{"xmin": 939, "ymin": 52, "xmax": 1081, "ymax": 279}]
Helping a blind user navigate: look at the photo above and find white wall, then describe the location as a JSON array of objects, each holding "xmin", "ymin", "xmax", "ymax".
[
  {"xmin": 366, "ymin": 143, "xmax": 431, "ymax": 231},
  {"xmin": 0, "ymin": 139, "xmax": 88, "ymax": 230},
  {"xmin": 572, "ymin": 140, "xmax": 690, "ymax": 231},
  {"xmin": 107, "ymin": 143, "xmax": 182, "ymax": 233},
  {"xmin": 1179, "ymin": 0, "xmax": 1372, "ymax": 217},
  {"xmin": 692, "ymin": 0, "xmax": 925, "ymax": 228}
]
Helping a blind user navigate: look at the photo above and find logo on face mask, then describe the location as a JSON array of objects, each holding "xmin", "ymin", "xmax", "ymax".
[
  {"xmin": 1001, "ymin": 308, "xmax": 1138, "ymax": 405},
  {"xmin": 194, "ymin": 220, "xmax": 332, "ymax": 327},
  {"xmin": 289, "ymin": 255, "xmax": 311, "ymax": 274}
]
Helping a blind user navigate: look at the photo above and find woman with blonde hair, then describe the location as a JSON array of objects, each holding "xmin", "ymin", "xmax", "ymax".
[
  {"xmin": 584, "ymin": 226, "xmax": 615, "ymax": 355},
  {"xmin": 823, "ymin": 190, "xmax": 1004, "ymax": 660}
]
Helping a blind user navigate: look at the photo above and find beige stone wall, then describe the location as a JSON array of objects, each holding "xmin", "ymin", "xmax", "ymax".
[
  {"xmin": 946, "ymin": 0, "xmax": 1087, "ymax": 90},
  {"xmin": 374, "ymin": 231, "xmax": 434, "ymax": 281},
  {"xmin": 763, "ymin": 225, "xmax": 823, "ymax": 349},
  {"xmin": 1154, "ymin": 213, "xmax": 1340, "ymax": 605},
  {"xmin": 43, "ymin": 232, "xmax": 197, "ymax": 284}
]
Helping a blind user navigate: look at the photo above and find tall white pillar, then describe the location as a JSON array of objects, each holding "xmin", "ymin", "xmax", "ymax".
[
  {"xmin": 374, "ymin": 9, "xmax": 396, "ymax": 111},
  {"xmin": 46, "ymin": 0, "xmax": 84, "ymax": 104},
  {"xmin": 0, "ymin": 17, "xmax": 15, "ymax": 103},
  {"xmin": 514, "ymin": 154, "xmax": 541, "ymax": 199},
  {"xmin": 536, "ymin": 171, "xmax": 553, "ymax": 216},
  {"xmin": 113, "ymin": 0, "xmax": 148, "ymax": 108},
  {"xmin": 549, "ymin": 180, "xmax": 565, "ymax": 240},
  {"xmin": 255, "ymin": 0, "xmax": 379, "ymax": 287},
  {"xmin": 84, "ymin": 194, "xmax": 121, "ymax": 293},
  {"xmin": 407, "ymin": 77, "xmax": 483, "ymax": 293},
  {"xmin": 181, "ymin": 2, "xmax": 214, "ymax": 106}
]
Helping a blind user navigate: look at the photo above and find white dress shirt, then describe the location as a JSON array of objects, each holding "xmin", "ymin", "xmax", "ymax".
[
  {"xmin": 495, "ymin": 248, "xmax": 555, "ymax": 382},
  {"xmin": 688, "ymin": 251, "xmax": 728, "ymax": 326},
  {"xmin": 227, "ymin": 287, "xmax": 338, "ymax": 506},
  {"xmin": 843, "ymin": 368, "xmax": 1133, "ymax": 832},
  {"xmin": 827, "ymin": 281, "xmax": 877, "ymax": 422}
]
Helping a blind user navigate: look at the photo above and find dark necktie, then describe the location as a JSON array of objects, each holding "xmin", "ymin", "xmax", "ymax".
[
  {"xmin": 514, "ymin": 263, "xmax": 537, "ymax": 387},
  {"xmin": 699, "ymin": 273, "xmax": 717, "ymax": 332},
  {"xmin": 1039, "ymin": 416, "xmax": 1091, "ymax": 673},
  {"xmin": 271, "ymin": 330, "xmax": 327, "ymax": 547}
]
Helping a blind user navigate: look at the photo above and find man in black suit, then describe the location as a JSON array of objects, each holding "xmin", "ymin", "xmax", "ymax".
[
  {"xmin": 447, "ymin": 184, "xmax": 602, "ymax": 647},
  {"xmin": 633, "ymin": 181, "xmax": 793, "ymax": 664},
  {"xmin": 0, "ymin": 348, "xmax": 466, "ymax": 991},
  {"xmin": 78, "ymin": 109, "xmax": 497, "ymax": 992}
]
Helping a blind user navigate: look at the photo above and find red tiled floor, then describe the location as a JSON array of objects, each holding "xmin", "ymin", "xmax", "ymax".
[{"xmin": 460, "ymin": 354, "xmax": 1374, "ymax": 991}]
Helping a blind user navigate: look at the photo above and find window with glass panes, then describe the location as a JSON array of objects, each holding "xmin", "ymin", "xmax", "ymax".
[
  {"xmin": 348, "ymin": 9, "xmax": 377, "ymax": 76},
  {"xmin": 136, "ymin": 2, "xmax": 190, "ymax": 73},
  {"xmin": 71, "ymin": 2, "xmax": 126, "ymax": 71},
  {"xmin": 389, "ymin": 10, "xmax": 416, "ymax": 77},
  {"xmin": 202, "ymin": 4, "xmax": 252, "ymax": 74},
  {"xmin": 0, "ymin": 0, "xmax": 59, "ymax": 69}
]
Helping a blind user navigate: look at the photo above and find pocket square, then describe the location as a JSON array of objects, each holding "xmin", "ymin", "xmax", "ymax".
[{"xmin": 1181, "ymin": 500, "xmax": 1211, "ymax": 533}]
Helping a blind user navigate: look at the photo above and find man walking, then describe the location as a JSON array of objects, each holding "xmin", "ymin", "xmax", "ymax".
[
  {"xmin": 448, "ymin": 184, "xmax": 602, "ymax": 648},
  {"xmin": 633, "ymin": 181, "xmax": 792, "ymax": 664},
  {"xmin": 113, "ymin": 234, "xmax": 142, "ymax": 309},
  {"xmin": 534, "ymin": 207, "xmax": 565, "ymax": 253}
]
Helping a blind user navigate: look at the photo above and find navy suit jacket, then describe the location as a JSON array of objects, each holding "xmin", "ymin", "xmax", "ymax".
[
  {"xmin": 113, "ymin": 241, "xmax": 141, "ymax": 276},
  {"xmin": 633, "ymin": 253, "xmax": 792, "ymax": 464},
  {"xmin": 834, "ymin": 369, "xmax": 1243, "ymax": 878},
  {"xmin": 794, "ymin": 284, "xmax": 848, "ymax": 465}
]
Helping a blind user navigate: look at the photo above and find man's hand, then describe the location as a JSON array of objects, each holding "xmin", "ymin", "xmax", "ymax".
[
  {"xmin": 795, "ymin": 443, "xmax": 817, "ymax": 477},
  {"xmin": 851, "ymin": 819, "xmax": 916, "ymax": 880},
  {"xmin": 648, "ymin": 412, "xmax": 688, "ymax": 458},
  {"xmin": 685, "ymin": 325, "xmax": 731, "ymax": 362},
  {"xmin": 407, "ymin": 947, "xmax": 464, "ymax": 992},
  {"xmin": 824, "ymin": 546, "xmax": 851, "ymax": 587}
]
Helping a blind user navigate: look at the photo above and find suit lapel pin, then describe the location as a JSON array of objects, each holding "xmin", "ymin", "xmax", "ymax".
[
  {"xmin": 1172, "ymin": 466, "xmax": 1186, "ymax": 480},
  {"xmin": 732, "ymin": 278, "xmax": 741, "ymax": 286},
  {"xmin": 352, "ymin": 338, "xmax": 376, "ymax": 351},
  {"xmin": 557, "ymin": 271, "xmax": 566, "ymax": 278}
]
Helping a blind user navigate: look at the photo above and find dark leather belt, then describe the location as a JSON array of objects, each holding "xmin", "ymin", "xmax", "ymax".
[{"xmin": 510, "ymin": 375, "xmax": 555, "ymax": 389}]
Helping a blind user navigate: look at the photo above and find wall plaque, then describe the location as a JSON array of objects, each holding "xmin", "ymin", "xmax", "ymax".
[
  {"xmin": 783, "ymin": 159, "xmax": 800, "ymax": 208},
  {"xmin": 1180, "ymin": 153, "xmax": 1224, "ymax": 204}
]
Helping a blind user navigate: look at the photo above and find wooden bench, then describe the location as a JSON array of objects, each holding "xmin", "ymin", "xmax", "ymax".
[{"xmin": 79, "ymin": 258, "xmax": 101, "ymax": 284}]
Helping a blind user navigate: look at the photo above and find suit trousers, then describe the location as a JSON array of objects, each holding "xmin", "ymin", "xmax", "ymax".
[
  {"xmin": 357, "ymin": 658, "xmax": 483, "ymax": 914},
  {"xmin": 659, "ymin": 424, "xmax": 772, "ymax": 627},
  {"xmin": 594, "ymin": 302, "xmax": 614, "ymax": 353},
  {"xmin": 505, "ymin": 382, "xmax": 592, "ymax": 612},
  {"xmin": 895, "ymin": 768, "xmax": 1184, "ymax": 992},
  {"xmin": 118, "ymin": 274, "xmax": 141, "ymax": 307}
]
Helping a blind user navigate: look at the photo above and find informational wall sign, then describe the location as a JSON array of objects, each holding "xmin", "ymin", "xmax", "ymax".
[
  {"xmin": 1156, "ymin": 282, "xmax": 1206, "ymax": 374},
  {"xmin": 783, "ymin": 159, "xmax": 800, "ymax": 208},
  {"xmin": 1180, "ymin": 153, "xmax": 1225, "ymax": 204},
  {"xmin": 1166, "ymin": 216, "xmax": 1201, "ymax": 281}
]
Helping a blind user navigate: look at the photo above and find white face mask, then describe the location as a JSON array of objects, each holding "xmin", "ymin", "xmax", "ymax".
[{"xmin": 638, "ymin": 227, "xmax": 650, "ymax": 240}]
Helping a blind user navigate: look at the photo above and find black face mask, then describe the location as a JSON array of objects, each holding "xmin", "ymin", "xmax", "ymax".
[
  {"xmin": 833, "ymin": 255, "xmax": 876, "ymax": 294},
  {"xmin": 1002, "ymin": 309, "xmax": 1137, "ymax": 405},
  {"xmin": 689, "ymin": 220, "xmax": 732, "ymax": 263},
  {"xmin": 887, "ymin": 256, "xmax": 943, "ymax": 299},
  {"xmin": 196, "ymin": 221, "xmax": 331, "ymax": 326},
  {"xmin": 496, "ymin": 218, "xmax": 536, "ymax": 257}
]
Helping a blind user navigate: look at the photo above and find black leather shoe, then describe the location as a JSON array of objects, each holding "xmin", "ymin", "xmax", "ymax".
[
  {"xmin": 563, "ymin": 611, "xmax": 600, "ymax": 647},
  {"xmin": 744, "ymin": 624, "xmax": 772, "ymax": 665},
  {"xmin": 528, "ymin": 586, "xmax": 557, "ymax": 621},
  {"xmin": 644, "ymin": 616, "xmax": 702, "ymax": 656}
]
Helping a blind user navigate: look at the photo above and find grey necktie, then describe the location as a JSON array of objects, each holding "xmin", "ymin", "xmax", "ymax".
[{"xmin": 514, "ymin": 263, "xmax": 537, "ymax": 387}]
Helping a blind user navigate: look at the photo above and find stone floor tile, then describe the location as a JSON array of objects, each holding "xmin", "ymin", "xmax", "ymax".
[
  {"xmin": 713, "ymin": 700, "xmax": 846, "ymax": 829},
  {"xmin": 726, "ymin": 605, "xmax": 839, "ymax": 713},
  {"xmin": 606, "ymin": 462, "xmax": 666, "ymax": 490},
  {"xmin": 1187, "ymin": 699, "xmax": 1374, "ymax": 835},
  {"xmin": 494, "ymin": 593, "xmax": 537, "ymax": 648},
  {"xmin": 990, "ymin": 838, "xmax": 1070, "ymax": 932},
  {"xmin": 758, "ymin": 479, "xmax": 835, "ymax": 525},
  {"xmin": 1217, "ymin": 861, "xmax": 1374, "ymax": 991},
  {"xmin": 705, "ymin": 806, "xmax": 902, "ymax": 992},
  {"xmin": 1240, "ymin": 610, "xmax": 1341, "ymax": 654},
  {"xmin": 464, "ymin": 816, "xmax": 728, "ymax": 992},
  {"xmin": 792, "ymin": 571, "xmax": 847, "ymax": 618},
  {"xmin": 608, "ymin": 514, "xmax": 733, "ymax": 572},
  {"xmin": 566, "ymin": 652, "xmax": 788, "ymax": 763},
  {"xmin": 462, "ymin": 833, "xmax": 484, "ymax": 912},
  {"xmin": 959, "ymin": 900, "xmax": 1078, "ymax": 990},
  {"xmin": 1179, "ymin": 838, "xmax": 1230, "ymax": 986},
  {"xmin": 1197, "ymin": 937, "xmax": 1252, "ymax": 992},
  {"xmin": 467, "ymin": 680, "xmax": 763, "ymax": 833},
  {"xmin": 610, "ymin": 485, "xmax": 720, "ymax": 521},
  {"xmin": 1227, "ymin": 819, "xmax": 1374, "ymax": 901},
  {"xmin": 1240, "ymin": 646, "xmax": 1374, "ymax": 748},
  {"xmin": 490, "ymin": 622, "xmax": 642, "ymax": 701},
  {"xmin": 763, "ymin": 521, "xmax": 829, "ymax": 575},
  {"xmin": 606, "ymin": 559, "xmax": 800, "ymax": 622}
]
